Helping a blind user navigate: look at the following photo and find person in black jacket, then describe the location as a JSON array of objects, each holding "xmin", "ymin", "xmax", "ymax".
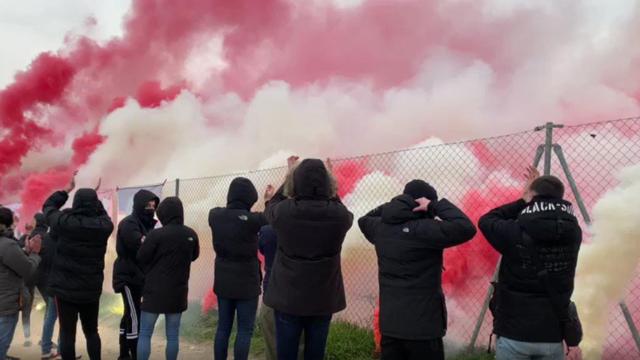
[
  {"xmin": 136, "ymin": 197, "xmax": 199, "ymax": 360},
  {"xmin": 264, "ymin": 156, "xmax": 353, "ymax": 360},
  {"xmin": 478, "ymin": 167, "xmax": 582, "ymax": 360},
  {"xmin": 358, "ymin": 180, "xmax": 477, "ymax": 360},
  {"xmin": 30, "ymin": 213, "xmax": 62, "ymax": 359},
  {"xmin": 210, "ymin": 177, "xmax": 267, "ymax": 360},
  {"xmin": 43, "ymin": 175, "xmax": 114, "ymax": 360},
  {"xmin": 113, "ymin": 190, "xmax": 159, "ymax": 360}
]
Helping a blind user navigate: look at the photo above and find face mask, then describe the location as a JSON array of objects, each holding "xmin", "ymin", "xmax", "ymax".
[{"xmin": 143, "ymin": 208, "xmax": 155, "ymax": 217}]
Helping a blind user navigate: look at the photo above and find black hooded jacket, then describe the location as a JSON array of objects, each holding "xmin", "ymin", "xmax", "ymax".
[
  {"xmin": 113, "ymin": 190, "xmax": 159, "ymax": 292},
  {"xmin": 43, "ymin": 190, "xmax": 114, "ymax": 303},
  {"xmin": 209, "ymin": 177, "xmax": 267, "ymax": 300},
  {"xmin": 478, "ymin": 196, "xmax": 582, "ymax": 342},
  {"xmin": 264, "ymin": 159, "xmax": 353, "ymax": 316},
  {"xmin": 359, "ymin": 195, "xmax": 477, "ymax": 340},
  {"xmin": 138, "ymin": 197, "xmax": 199, "ymax": 314},
  {"xmin": 30, "ymin": 213, "xmax": 55, "ymax": 295}
]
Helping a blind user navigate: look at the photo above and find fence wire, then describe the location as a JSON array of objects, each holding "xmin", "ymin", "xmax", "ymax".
[{"xmin": 111, "ymin": 117, "xmax": 640, "ymax": 359}]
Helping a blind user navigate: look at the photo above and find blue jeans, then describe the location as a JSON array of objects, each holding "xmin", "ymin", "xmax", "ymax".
[
  {"xmin": 496, "ymin": 336, "xmax": 565, "ymax": 360},
  {"xmin": 41, "ymin": 295, "xmax": 58, "ymax": 354},
  {"xmin": 214, "ymin": 297, "xmax": 259, "ymax": 360},
  {"xmin": 0, "ymin": 313, "xmax": 19, "ymax": 359},
  {"xmin": 137, "ymin": 312, "xmax": 182, "ymax": 360},
  {"xmin": 274, "ymin": 311, "xmax": 332, "ymax": 360}
]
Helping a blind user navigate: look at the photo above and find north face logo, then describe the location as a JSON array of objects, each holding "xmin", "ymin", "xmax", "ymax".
[
  {"xmin": 187, "ymin": 237, "xmax": 194, "ymax": 242},
  {"xmin": 239, "ymin": 215, "xmax": 249, "ymax": 221},
  {"xmin": 402, "ymin": 227, "xmax": 410, "ymax": 233}
]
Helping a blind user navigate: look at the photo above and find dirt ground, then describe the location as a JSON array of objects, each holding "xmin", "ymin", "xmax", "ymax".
[{"xmin": 7, "ymin": 305, "xmax": 214, "ymax": 359}]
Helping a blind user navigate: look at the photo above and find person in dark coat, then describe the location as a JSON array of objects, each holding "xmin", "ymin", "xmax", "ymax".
[
  {"xmin": 257, "ymin": 225, "xmax": 303, "ymax": 360},
  {"xmin": 43, "ymin": 175, "xmax": 114, "ymax": 360},
  {"xmin": 210, "ymin": 177, "xmax": 267, "ymax": 360},
  {"xmin": 29, "ymin": 213, "xmax": 62, "ymax": 359},
  {"xmin": 478, "ymin": 168, "xmax": 582, "ymax": 360},
  {"xmin": 0, "ymin": 206, "xmax": 41, "ymax": 360},
  {"xmin": 264, "ymin": 156, "xmax": 353, "ymax": 360},
  {"xmin": 358, "ymin": 180, "xmax": 477, "ymax": 360},
  {"xmin": 113, "ymin": 190, "xmax": 159, "ymax": 360},
  {"xmin": 136, "ymin": 197, "xmax": 199, "ymax": 360}
]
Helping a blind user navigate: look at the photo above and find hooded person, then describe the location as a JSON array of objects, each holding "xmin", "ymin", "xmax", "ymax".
[
  {"xmin": 113, "ymin": 190, "xmax": 159, "ymax": 360},
  {"xmin": 264, "ymin": 158, "xmax": 353, "ymax": 360},
  {"xmin": 136, "ymin": 197, "xmax": 199, "ymax": 360},
  {"xmin": 479, "ymin": 172, "xmax": 582, "ymax": 360},
  {"xmin": 209, "ymin": 177, "xmax": 268, "ymax": 360},
  {"xmin": 358, "ymin": 180, "xmax": 477, "ymax": 360},
  {"xmin": 43, "ymin": 180, "xmax": 115, "ymax": 360},
  {"xmin": 30, "ymin": 213, "xmax": 61, "ymax": 359},
  {"xmin": 0, "ymin": 207, "xmax": 41, "ymax": 360}
]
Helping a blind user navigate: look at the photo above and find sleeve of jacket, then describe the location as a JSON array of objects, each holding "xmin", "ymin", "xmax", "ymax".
[
  {"xmin": 43, "ymin": 191, "xmax": 74, "ymax": 232},
  {"xmin": 250, "ymin": 212, "xmax": 269, "ymax": 231},
  {"xmin": 119, "ymin": 219, "xmax": 144, "ymax": 254},
  {"xmin": 358, "ymin": 205, "xmax": 383, "ymax": 244},
  {"xmin": 191, "ymin": 230, "xmax": 200, "ymax": 261},
  {"xmin": 2, "ymin": 242, "xmax": 41, "ymax": 281},
  {"xmin": 137, "ymin": 231, "xmax": 159, "ymax": 267},
  {"xmin": 415, "ymin": 198, "xmax": 477, "ymax": 249},
  {"xmin": 264, "ymin": 185, "xmax": 287, "ymax": 226},
  {"xmin": 478, "ymin": 199, "xmax": 527, "ymax": 254}
]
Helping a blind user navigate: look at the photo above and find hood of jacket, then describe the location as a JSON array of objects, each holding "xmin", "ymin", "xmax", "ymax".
[
  {"xmin": 227, "ymin": 177, "xmax": 258, "ymax": 210},
  {"xmin": 71, "ymin": 188, "xmax": 102, "ymax": 216},
  {"xmin": 157, "ymin": 197, "xmax": 184, "ymax": 226},
  {"xmin": 381, "ymin": 194, "xmax": 427, "ymax": 224},
  {"xmin": 291, "ymin": 159, "xmax": 332, "ymax": 200}
]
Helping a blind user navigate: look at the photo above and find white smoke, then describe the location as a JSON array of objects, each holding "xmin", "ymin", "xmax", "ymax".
[{"xmin": 574, "ymin": 164, "xmax": 640, "ymax": 360}]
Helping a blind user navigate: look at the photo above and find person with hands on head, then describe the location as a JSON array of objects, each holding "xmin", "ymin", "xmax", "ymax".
[
  {"xmin": 0, "ymin": 206, "xmax": 42, "ymax": 360},
  {"xmin": 113, "ymin": 188, "xmax": 159, "ymax": 360},
  {"xmin": 42, "ymin": 172, "xmax": 114, "ymax": 360},
  {"xmin": 478, "ymin": 167, "xmax": 583, "ymax": 360},
  {"xmin": 358, "ymin": 180, "xmax": 477, "ymax": 360},
  {"xmin": 263, "ymin": 156, "xmax": 353, "ymax": 360}
]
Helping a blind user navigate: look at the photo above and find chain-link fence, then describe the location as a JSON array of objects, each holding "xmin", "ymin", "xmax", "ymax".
[{"xmin": 107, "ymin": 117, "xmax": 640, "ymax": 359}]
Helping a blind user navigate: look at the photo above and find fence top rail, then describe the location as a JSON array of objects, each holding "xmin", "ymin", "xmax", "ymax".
[{"xmin": 134, "ymin": 116, "xmax": 640, "ymax": 184}]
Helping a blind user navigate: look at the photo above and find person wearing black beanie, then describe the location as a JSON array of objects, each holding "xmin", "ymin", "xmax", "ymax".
[{"xmin": 359, "ymin": 180, "xmax": 476, "ymax": 360}]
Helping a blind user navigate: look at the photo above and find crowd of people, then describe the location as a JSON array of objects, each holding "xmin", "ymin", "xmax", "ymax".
[{"xmin": 0, "ymin": 156, "xmax": 582, "ymax": 360}]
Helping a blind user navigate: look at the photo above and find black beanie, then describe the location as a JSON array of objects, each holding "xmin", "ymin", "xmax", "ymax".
[{"xmin": 403, "ymin": 180, "xmax": 438, "ymax": 201}]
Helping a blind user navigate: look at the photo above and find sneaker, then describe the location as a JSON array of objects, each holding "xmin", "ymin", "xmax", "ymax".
[
  {"xmin": 24, "ymin": 339, "xmax": 32, "ymax": 347},
  {"xmin": 41, "ymin": 350, "xmax": 60, "ymax": 359}
]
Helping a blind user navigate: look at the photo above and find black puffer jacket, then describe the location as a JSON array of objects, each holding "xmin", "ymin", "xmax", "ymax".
[
  {"xmin": 113, "ymin": 190, "xmax": 159, "ymax": 292},
  {"xmin": 478, "ymin": 196, "xmax": 582, "ymax": 343},
  {"xmin": 264, "ymin": 159, "xmax": 353, "ymax": 316},
  {"xmin": 30, "ymin": 213, "xmax": 55, "ymax": 296},
  {"xmin": 43, "ymin": 190, "xmax": 114, "ymax": 303},
  {"xmin": 138, "ymin": 197, "xmax": 199, "ymax": 314},
  {"xmin": 359, "ymin": 195, "xmax": 477, "ymax": 340},
  {"xmin": 210, "ymin": 177, "xmax": 267, "ymax": 300}
]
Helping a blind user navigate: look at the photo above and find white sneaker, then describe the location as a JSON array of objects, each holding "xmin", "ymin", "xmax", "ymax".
[{"xmin": 40, "ymin": 350, "xmax": 60, "ymax": 360}]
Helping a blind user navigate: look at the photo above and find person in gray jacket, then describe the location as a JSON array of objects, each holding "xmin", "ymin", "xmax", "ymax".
[{"xmin": 0, "ymin": 206, "xmax": 42, "ymax": 359}]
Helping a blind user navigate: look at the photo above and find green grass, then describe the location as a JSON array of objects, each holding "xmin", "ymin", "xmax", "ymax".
[{"xmin": 325, "ymin": 322, "xmax": 375, "ymax": 360}]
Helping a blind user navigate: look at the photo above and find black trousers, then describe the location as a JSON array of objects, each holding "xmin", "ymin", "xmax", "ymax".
[
  {"xmin": 381, "ymin": 336, "xmax": 444, "ymax": 360},
  {"xmin": 57, "ymin": 298, "xmax": 101, "ymax": 360},
  {"xmin": 119, "ymin": 286, "xmax": 142, "ymax": 359}
]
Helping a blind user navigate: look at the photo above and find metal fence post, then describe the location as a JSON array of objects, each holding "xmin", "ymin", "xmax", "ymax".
[
  {"xmin": 175, "ymin": 178, "xmax": 180, "ymax": 198},
  {"xmin": 553, "ymin": 136, "xmax": 640, "ymax": 356}
]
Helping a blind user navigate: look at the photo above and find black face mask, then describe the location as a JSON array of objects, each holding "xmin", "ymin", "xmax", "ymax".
[{"xmin": 143, "ymin": 208, "xmax": 155, "ymax": 217}]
